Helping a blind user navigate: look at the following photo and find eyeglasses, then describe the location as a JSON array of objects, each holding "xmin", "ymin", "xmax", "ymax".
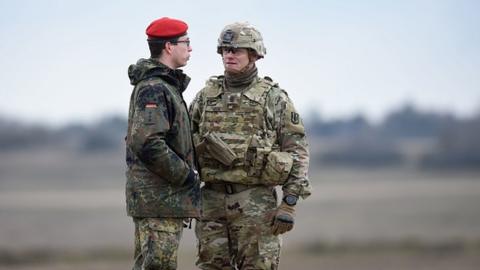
[
  {"xmin": 221, "ymin": 47, "xmax": 242, "ymax": 54},
  {"xmin": 174, "ymin": 39, "xmax": 191, "ymax": 46}
]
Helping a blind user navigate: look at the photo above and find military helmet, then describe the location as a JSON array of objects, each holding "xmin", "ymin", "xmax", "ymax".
[{"xmin": 217, "ymin": 22, "xmax": 266, "ymax": 58}]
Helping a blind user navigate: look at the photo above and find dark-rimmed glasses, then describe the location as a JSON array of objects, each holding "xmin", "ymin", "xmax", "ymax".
[
  {"xmin": 174, "ymin": 39, "xmax": 191, "ymax": 46},
  {"xmin": 221, "ymin": 47, "xmax": 243, "ymax": 54}
]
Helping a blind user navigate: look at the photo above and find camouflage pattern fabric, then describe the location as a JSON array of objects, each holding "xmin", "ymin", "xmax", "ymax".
[
  {"xmin": 126, "ymin": 57, "xmax": 200, "ymax": 218},
  {"xmin": 216, "ymin": 22, "xmax": 266, "ymax": 58},
  {"xmin": 195, "ymin": 186, "xmax": 281, "ymax": 270},
  {"xmin": 190, "ymin": 76, "xmax": 312, "ymax": 199},
  {"xmin": 190, "ymin": 75, "xmax": 312, "ymax": 269},
  {"xmin": 133, "ymin": 217, "xmax": 184, "ymax": 270}
]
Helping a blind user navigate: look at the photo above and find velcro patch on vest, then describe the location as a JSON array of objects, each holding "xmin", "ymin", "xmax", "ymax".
[
  {"xmin": 207, "ymin": 99, "xmax": 218, "ymax": 106},
  {"xmin": 225, "ymin": 93, "xmax": 241, "ymax": 110}
]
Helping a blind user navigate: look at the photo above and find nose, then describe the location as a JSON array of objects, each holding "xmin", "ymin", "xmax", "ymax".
[{"xmin": 223, "ymin": 52, "xmax": 235, "ymax": 59}]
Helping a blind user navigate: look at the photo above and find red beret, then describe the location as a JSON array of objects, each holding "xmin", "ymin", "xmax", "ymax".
[{"xmin": 146, "ymin": 17, "xmax": 188, "ymax": 39}]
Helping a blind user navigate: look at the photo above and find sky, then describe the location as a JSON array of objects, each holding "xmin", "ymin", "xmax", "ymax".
[{"xmin": 0, "ymin": 0, "xmax": 479, "ymax": 125}]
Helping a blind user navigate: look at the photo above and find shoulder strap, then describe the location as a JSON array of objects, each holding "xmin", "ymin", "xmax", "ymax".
[
  {"xmin": 203, "ymin": 76, "xmax": 224, "ymax": 98},
  {"xmin": 244, "ymin": 77, "xmax": 279, "ymax": 138}
]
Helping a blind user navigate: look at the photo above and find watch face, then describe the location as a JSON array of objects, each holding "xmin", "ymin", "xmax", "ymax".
[{"xmin": 284, "ymin": 195, "xmax": 297, "ymax": 205}]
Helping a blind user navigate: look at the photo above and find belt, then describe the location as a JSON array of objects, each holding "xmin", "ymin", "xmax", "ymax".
[{"xmin": 204, "ymin": 182, "xmax": 254, "ymax": 195}]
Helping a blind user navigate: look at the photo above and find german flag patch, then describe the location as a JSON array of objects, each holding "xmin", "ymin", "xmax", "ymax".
[{"xmin": 145, "ymin": 103, "xmax": 157, "ymax": 109}]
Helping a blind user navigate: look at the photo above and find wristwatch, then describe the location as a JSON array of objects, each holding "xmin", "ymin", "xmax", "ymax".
[{"xmin": 282, "ymin": 194, "xmax": 298, "ymax": 206}]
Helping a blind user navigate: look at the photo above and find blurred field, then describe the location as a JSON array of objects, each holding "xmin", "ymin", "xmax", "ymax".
[{"xmin": 1, "ymin": 150, "xmax": 480, "ymax": 269}]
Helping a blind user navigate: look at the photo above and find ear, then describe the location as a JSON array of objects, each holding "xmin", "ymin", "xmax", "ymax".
[
  {"xmin": 248, "ymin": 52, "xmax": 259, "ymax": 62},
  {"xmin": 164, "ymin": 42, "xmax": 175, "ymax": 55}
]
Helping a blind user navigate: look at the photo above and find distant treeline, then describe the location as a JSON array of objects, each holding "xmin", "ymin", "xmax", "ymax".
[
  {"xmin": 0, "ymin": 116, "xmax": 126, "ymax": 153},
  {"xmin": 306, "ymin": 104, "xmax": 480, "ymax": 169},
  {"xmin": 1, "ymin": 104, "xmax": 479, "ymax": 169}
]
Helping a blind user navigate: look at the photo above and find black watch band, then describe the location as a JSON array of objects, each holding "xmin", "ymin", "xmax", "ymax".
[{"xmin": 282, "ymin": 195, "xmax": 298, "ymax": 206}]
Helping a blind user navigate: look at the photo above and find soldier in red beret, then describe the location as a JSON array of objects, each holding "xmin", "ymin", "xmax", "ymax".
[
  {"xmin": 125, "ymin": 17, "xmax": 199, "ymax": 270},
  {"xmin": 145, "ymin": 17, "xmax": 192, "ymax": 68}
]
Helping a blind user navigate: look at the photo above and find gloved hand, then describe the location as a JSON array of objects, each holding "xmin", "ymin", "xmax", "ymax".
[{"xmin": 271, "ymin": 202, "xmax": 295, "ymax": 235}]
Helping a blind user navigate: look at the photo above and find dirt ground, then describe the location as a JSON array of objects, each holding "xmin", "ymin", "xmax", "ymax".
[
  {"xmin": 1, "ymin": 249, "xmax": 480, "ymax": 270},
  {"xmin": 1, "ymin": 151, "xmax": 480, "ymax": 269}
]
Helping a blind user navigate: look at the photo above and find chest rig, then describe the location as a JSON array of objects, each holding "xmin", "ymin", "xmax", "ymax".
[{"xmin": 198, "ymin": 77, "xmax": 278, "ymax": 184}]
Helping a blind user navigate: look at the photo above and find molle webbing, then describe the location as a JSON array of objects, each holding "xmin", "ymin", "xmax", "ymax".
[{"xmin": 198, "ymin": 78, "xmax": 277, "ymax": 184}]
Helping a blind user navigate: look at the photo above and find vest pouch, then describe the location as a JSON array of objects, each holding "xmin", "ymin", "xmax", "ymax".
[
  {"xmin": 244, "ymin": 135, "xmax": 271, "ymax": 178},
  {"xmin": 203, "ymin": 132, "xmax": 237, "ymax": 166},
  {"xmin": 261, "ymin": 151, "xmax": 293, "ymax": 185}
]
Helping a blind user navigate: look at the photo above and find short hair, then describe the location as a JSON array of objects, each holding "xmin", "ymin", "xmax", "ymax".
[{"xmin": 148, "ymin": 37, "xmax": 179, "ymax": 58}]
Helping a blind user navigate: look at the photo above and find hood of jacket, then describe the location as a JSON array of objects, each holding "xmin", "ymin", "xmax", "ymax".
[{"xmin": 128, "ymin": 58, "xmax": 190, "ymax": 93}]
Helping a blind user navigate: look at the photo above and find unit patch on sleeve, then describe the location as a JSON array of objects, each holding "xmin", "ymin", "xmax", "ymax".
[{"xmin": 291, "ymin": 112, "xmax": 300, "ymax": 124}]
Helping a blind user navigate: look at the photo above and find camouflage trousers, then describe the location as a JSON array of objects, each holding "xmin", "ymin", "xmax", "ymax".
[
  {"xmin": 132, "ymin": 217, "xmax": 184, "ymax": 270},
  {"xmin": 195, "ymin": 185, "xmax": 281, "ymax": 270}
]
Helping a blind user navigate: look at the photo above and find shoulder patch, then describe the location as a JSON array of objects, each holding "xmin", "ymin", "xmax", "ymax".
[
  {"xmin": 135, "ymin": 84, "xmax": 168, "ymax": 109},
  {"xmin": 291, "ymin": 112, "xmax": 300, "ymax": 124}
]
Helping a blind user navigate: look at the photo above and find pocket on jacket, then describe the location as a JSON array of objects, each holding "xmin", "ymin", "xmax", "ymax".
[{"xmin": 261, "ymin": 151, "xmax": 293, "ymax": 185}]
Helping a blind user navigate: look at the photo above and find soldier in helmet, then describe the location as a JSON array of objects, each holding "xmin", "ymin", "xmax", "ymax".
[
  {"xmin": 190, "ymin": 22, "xmax": 312, "ymax": 269},
  {"xmin": 125, "ymin": 17, "xmax": 200, "ymax": 270}
]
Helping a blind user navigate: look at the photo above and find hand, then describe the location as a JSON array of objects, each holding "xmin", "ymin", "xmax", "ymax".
[{"xmin": 271, "ymin": 202, "xmax": 295, "ymax": 235}]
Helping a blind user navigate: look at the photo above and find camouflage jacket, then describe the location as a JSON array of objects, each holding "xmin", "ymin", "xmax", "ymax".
[
  {"xmin": 125, "ymin": 58, "xmax": 200, "ymax": 217},
  {"xmin": 190, "ymin": 76, "xmax": 312, "ymax": 199}
]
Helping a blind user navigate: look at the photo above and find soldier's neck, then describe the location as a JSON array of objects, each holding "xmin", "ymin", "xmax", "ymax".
[{"xmin": 224, "ymin": 65, "xmax": 258, "ymax": 93}]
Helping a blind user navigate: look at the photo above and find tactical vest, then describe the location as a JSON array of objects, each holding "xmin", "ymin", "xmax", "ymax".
[{"xmin": 197, "ymin": 76, "xmax": 292, "ymax": 185}]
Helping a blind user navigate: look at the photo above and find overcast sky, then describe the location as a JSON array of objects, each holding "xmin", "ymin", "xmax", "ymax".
[{"xmin": 1, "ymin": 0, "xmax": 479, "ymax": 125}]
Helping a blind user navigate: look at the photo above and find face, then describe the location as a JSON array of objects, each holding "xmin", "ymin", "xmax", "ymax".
[
  {"xmin": 170, "ymin": 35, "xmax": 192, "ymax": 68},
  {"xmin": 221, "ymin": 47, "xmax": 251, "ymax": 74}
]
